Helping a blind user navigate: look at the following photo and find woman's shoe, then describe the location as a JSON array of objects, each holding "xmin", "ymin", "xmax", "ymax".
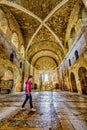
[
  {"xmin": 30, "ymin": 108, "xmax": 36, "ymax": 111},
  {"xmin": 21, "ymin": 107, "xmax": 25, "ymax": 110}
]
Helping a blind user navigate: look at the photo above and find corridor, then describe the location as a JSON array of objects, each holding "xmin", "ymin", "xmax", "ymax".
[{"xmin": 0, "ymin": 91, "xmax": 87, "ymax": 130}]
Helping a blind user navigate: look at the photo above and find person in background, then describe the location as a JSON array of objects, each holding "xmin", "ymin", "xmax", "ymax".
[{"xmin": 22, "ymin": 75, "xmax": 36, "ymax": 111}]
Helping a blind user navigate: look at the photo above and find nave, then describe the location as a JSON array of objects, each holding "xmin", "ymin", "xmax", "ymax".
[{"xmin": 0, "ymin": 91, "xmax": 87, "ymax": 130}]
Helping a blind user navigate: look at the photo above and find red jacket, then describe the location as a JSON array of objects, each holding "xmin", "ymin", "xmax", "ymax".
[{"xmin": 25, "ymin": 81, "xmax": 32, "ymax": 94}]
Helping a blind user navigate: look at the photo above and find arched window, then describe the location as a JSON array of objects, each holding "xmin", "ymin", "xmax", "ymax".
[
  {"xmin": 78, "ymin": 5, "xmax": 87, "ymax": 19},
  {"xmin": 20, "ymin": 45, "xmax": 24, "ymax": 57},
  {"xmin": 10, "ymin": 53, "xmax": 14, "ymax": 62},
  {"xmin": 20, "ymin": 62, "xmax": 22, "ymax": 68},
  {"xmin": 66, "ymin": 42, "xmax": 68, "ymax": 49},
  {"xmin": 75, "ymin": 50, "xmax": 79, "ymax": 60},
  {"xmin": 70, "ymin": 27, "xmax": 76, "ymax": 39},
  {"xmin": 69, "ymin": 59, "xmax": 71, "ymax": 66}
]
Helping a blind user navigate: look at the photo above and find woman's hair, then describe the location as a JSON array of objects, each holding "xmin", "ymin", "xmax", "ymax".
[{"xmin": 28, "ymin": 75, "xmax": 32, "ymax": 80}]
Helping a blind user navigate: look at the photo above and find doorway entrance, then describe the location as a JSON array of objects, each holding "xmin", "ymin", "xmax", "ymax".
[
  {"xmin": 78, "ymin": 67, "xmax": 87, "ymax": 94},
  {"xmin": 70, "ymin": 72, "xmax": 78, "ymax": 92}
]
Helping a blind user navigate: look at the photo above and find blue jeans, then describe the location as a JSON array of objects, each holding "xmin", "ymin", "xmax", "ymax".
[{"xmin": 22, "ymin": 93, "xmax": 33, "ymax": 108}]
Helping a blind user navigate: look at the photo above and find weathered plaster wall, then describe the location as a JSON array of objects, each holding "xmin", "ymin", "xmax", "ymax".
[
  {"xmin": 59, "ymin": 1, "xmax": 87, "ymax": 94},
  {"xmin": 0, "ymin": 8, "xmax": 25, "ymax": 93}
]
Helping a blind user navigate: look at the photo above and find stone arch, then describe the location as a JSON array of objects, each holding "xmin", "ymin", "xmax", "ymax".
[
  {"xmin": 70, "ymin": 72, "xmax": 78, "ymax": 92},
  {"xmin": 0, "ymin": 57, "xmax": 23, "ymax": 93},
  {"xmin": 0, "ymin": 68, "xmax": 14, "ymax": 94},
  {"xmin": 78, "ymin": 67, "xmax": 87, "ymax": 94},
  {"xmin": 34, "ymin": 56, "xmax": 58, "ymax": 69},
  {"xmin": 1, "ymin": 70, "xmax": 13, "ymax": 81}
]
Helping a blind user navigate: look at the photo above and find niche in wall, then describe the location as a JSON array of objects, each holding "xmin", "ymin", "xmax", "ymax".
[{"xmin": 11, "ymin": 32, "xmax": 19, "ymax": 49}]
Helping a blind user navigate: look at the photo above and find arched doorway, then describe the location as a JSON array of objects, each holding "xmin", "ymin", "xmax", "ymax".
[
  {"xmin": 70, "ymin": 72, "xmax": 78, "ymax": 92},
  {"xmin": 78, "ymin": 67, "xmax": 87, "ymax": 94},
  {"xmin": 0, "ymin": 70, "xmax": 13, "ymax": 94}
]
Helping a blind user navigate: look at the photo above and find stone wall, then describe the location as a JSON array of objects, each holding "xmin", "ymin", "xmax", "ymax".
[
  {"xmin": 58, "ymin": 1, "xmax": 87, "ymax": 94},
  {"xmin": 0, "ymin": 8, "xmax": 25, "ymax": 93},
  {"xmin": 59, "ymin": 22, "xmax": 87, "ymax": 94}
]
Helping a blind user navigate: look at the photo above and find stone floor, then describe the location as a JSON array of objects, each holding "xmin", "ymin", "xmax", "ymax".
[{"xmin": 0, "ymin": 91, "xmax": 87, "ymax": 130}]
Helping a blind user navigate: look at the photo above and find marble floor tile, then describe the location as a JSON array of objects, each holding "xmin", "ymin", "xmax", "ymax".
[{"xmin": 0, "ymin": 91, "xmax": 87, "ymax": 130}]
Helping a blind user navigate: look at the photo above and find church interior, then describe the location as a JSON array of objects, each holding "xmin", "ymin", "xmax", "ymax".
[{"xmin": 0, "ymin": 0, "xmax": 87, "ymax": 129}]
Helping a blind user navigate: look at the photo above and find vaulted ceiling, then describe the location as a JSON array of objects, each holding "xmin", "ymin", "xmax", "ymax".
[{"xmin": 0, "ymin": 0, "xmax": 78, "ymax": 71}]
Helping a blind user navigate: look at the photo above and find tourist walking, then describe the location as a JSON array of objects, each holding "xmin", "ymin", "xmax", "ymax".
[{"xmin": 22, "ymin": 75, "xmax": 36, "ymax": 111}]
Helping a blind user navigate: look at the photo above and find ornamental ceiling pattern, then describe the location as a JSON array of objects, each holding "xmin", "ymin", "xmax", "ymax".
[
  {"xmin": 0, "ymin": 0, "xmax": 79, "ymax": 70},
  {"xmin": 46, "ymin": 0, "xmax": 78, "ymax": 42},
  {"xmin": 32, "ymin": 26, "xmax": 57, "ymax": 44},
  {"xmin": 8, "ymin": 0, "xmax": 63, "ymax": 20},
  {"xmin": 3, "ymin": 6, "xmax": 40, "ymax": 47}
]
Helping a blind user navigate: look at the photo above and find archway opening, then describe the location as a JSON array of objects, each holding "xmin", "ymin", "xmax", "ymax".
[
  {"xmin": 0, "ymin": 70, "xmax": 13, "ymax": 94},
  {"xmin": 78, "ymin": 67, "xmax": 87, "ymax": 94},
  {"xmin": 70, "ymin": 72, "xmax": 78, "ymax": 92},
  {"xmin": 39, "ymin": 72, "xmax": 53, "ymax": 91}
]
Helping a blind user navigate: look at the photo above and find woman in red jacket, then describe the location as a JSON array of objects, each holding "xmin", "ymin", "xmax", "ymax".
[{"xmin": 22, "ymin": 75, "xmax": 36, "ymax": 111}]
